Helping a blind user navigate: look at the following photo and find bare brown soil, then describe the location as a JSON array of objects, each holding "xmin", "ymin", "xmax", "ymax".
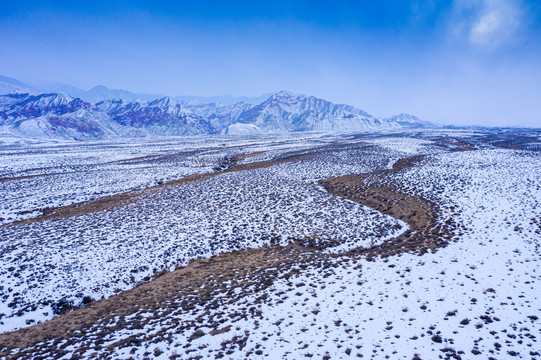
[
  {"xmin": 0, "ymin": 243, "xmax": 314, "ymax": 356},
  {"xmin": 319, "ymin": 155, "xmax": 458, "ymax": 258},
  {"xmin": 0, "ymin": 154, "xmax": 459, "ymax": 358},
  {"xmin": 491, "ymin": 135, "xmax": 541, "ymax": 151}
]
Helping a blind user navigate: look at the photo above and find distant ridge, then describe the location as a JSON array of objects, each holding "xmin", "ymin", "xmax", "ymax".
[
  {"xmin": 0, "ymin": 75, "xmax": 39, "ymax": 95},
  {"xmin": 43, "ymin": 83, "xmax": 163, "ymax": 103},
  {"xmin": 1, "ymin": 77, "xmax": 272, "ymax": 105},
  {"xmin": 0, "ymin": 76, "xmax": 433, "ymax": 140}
]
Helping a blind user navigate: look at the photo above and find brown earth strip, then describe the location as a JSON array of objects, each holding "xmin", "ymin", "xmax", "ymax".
[
  {"xmin": 117, "ymin": 154, "xmax": 160, "ymax": 162},
  {"xmin": 231, "ymin": 150, "xmax": 267, "ymax": 162},
  {"xmin": 319, "ymin": 155, "xmax": 459, "ymax": 259},
  {"xmin": 0, "ymin": 154, "xmax": 162, "ymax": 182},
  {"xmin": 0, "ymin": 243, "xmax": 317, "ymax": 356},
  {"xmin": 0, "ymin": 153, "xmax": 460, "ymax": 358},
  {"xmin": 0, "ymin": 173, "xmax": 59, "ymax": 182},
  {"xmin": 0, "ymin": 155, "xmax": 160, "ymax": 182},
  {"xmin": 1, "ymin": 166, "xmax": 55, "ymax": 177},
  {"xmin": 1, "ymin": 151, "xmax": 305, "ymax": 228}
]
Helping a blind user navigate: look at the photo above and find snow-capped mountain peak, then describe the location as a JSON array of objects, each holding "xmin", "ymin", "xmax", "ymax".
[
  {"xmin": 149, "ymin": 96, "xmax": 176, "ymax": 109},
  {"xmin": 35, "ymin": 92, "xmax": 73, "ymax": 107},
  {"xmin": 268, "ymin": 90, "xmax": 296, "ymax": 99},
  {"xmin": 265, "ymin": 91, "xmax": 304, "ymax": 105}
]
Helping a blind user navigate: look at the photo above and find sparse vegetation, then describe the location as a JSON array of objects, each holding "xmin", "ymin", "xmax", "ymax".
[{"xmin": 0, "ymin": 130, "xmax": 539, "ymax": 359}]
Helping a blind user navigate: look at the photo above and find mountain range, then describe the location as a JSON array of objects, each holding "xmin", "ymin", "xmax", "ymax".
[{"xmin": 0, "ymin": 76, "xmax": 433, "ymax": 140}]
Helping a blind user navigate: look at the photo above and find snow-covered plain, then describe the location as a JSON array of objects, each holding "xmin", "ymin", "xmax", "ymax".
[
  {"xmin": 1, "ymin": 130, "xmax": 540, "ymax": 360},
  {"xmin": 0, "ymin": 133, "xmax": 340, "ymax": 225},
  {"xmin": 0, "ymin": 132, "xmax": 411, "ymax": 331}
]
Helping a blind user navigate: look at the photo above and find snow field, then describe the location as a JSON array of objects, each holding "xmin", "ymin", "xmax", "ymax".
[
  {"xmin": 2, "ymin": 131, "xmax": 539, "ymax": 360},
  {"xmin": 0, "ymin": 134, "xmax": 409, "ymax": 333},
  {"xmin": 43, "ymin": 145, "xmax": 540, "ymax": 359}
]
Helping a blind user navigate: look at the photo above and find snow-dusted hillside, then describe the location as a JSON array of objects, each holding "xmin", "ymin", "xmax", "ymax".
[
  {"xmin": 0, "ymin": 93, "xmax": 125, "ymax": 140},
  {"xmin": 182, "ymin": 101, "xmax": 254, "ymax": 130},
  {"xmin": 97, "ymin": 97, "xmax": 215, "ymax": 136},
  {"xmin": 236, "ymin": 91, "xmax": 388, "ymax": 132}
]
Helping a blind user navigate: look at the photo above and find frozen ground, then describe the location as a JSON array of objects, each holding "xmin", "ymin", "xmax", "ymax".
[
  {"xmin": 1, "ymin": 132, "xmax": 417, "ymax": 331},
  {"xmin": 0, "ymin": 129, "xmax": 540, "ymax": 359},
  {"xmin": 0, "ymin": 133, "xmax": 343, "ymax": 225}
]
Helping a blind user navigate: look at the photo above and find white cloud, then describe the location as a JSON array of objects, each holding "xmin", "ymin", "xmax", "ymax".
[{"xmin": 451, "ymin": 0, "xmax": 523, "ymax": 49}]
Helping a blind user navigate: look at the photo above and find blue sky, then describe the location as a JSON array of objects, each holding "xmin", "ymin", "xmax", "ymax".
[{"xmin": 1, "ymin": 0, "xmax": 540, "ymax": 126}]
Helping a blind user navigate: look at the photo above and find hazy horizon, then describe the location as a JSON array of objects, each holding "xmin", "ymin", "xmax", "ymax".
[{"xmin": 1, "ymin": 1, "xmax": 540, "ymax": 127}]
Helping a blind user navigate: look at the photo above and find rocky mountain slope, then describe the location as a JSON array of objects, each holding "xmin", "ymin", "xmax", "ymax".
[
  {"xmin": 222, "ymin": 91, "xmax": 387, "ymax": 134},
  {"xmin": 0, "ymin": 93, "xmax": 124, "ymax": 140},
  {"xmin": 0, "ymin": 91, "xmax": 432, "ymax": 140},
  {"xmin": 96, "ymin": 97, "xmax": 214, "ymax": 136}
]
